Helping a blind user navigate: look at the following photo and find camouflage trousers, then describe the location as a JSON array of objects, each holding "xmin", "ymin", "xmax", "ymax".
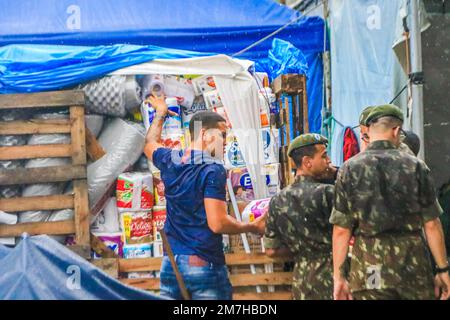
[
  {"xmin": 349, "ymin": 233, "xmax": 435, "ymax": 300},
  {"xmin": 292, "ymin": 255, "xmax": 333, "ymax": 300},
  {"xmin": 352, "ymin": 287, "xmax": 435, "ymax": 300}
]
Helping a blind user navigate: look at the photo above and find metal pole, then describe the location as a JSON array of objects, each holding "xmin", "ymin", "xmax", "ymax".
[{"xmin": 409, "ymin": 0, "xmax": 425, "ymax": 159}]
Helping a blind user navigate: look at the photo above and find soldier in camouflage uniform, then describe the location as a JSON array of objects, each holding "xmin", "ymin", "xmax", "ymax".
[
  {"xmin": 359, "ymin": 105, "xmax": 415, "ymax": 156},
  {"xmin": 331, "ymin": 104, "xmax": 450, "ymax": 300},
  {"xmin": 264, "ymin": 133, "xmax": 335, "ymax": 300}
]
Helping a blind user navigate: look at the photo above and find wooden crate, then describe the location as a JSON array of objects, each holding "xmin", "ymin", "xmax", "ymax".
[
  {"xmin": 0, "ymin": 90, "xmax": 91, "ymax": 258},
  {"xmin": 93, "ymin": 252, "xmax": 293, "ymax": 300},
  {"xmin": 271, "ymin": 74, "xmax": 308, "ymax": 188}
]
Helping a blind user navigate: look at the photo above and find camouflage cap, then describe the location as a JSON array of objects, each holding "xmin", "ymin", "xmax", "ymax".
[
  {"xmin": 364, "ymin": 104, "xmax": 404, "ymax": 125},
  {"xmin": 359, "ymin": 106, "xmax": 375, "ymax": 126},
  {"xmin": 288, "ymin": 133, "xmax": 328, "ymax": 157}
]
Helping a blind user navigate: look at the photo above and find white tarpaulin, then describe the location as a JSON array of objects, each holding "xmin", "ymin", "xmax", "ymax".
[{"xmin": 112, "ymin": 55, "xmax": 269, "ymax": 199}]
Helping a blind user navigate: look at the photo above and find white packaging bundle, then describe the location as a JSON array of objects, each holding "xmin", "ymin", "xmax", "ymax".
[
  {"xmin": 163, "ymin": 75, "xmax": 195, "ymax": 108},
  {"xmin": 85, "ymin": 114, "xmax": 104, "ymax": 137},
  {"xmin": 20, "ymin": 114, "xmax": 71, "ymax": 224},
  {"xmin": 224, "ymin": 128, "xmax": 279, "ymax": 169},
  {"xmin": 91, "ymin": 197, "xmax": 120, "ymax": 233},
  {"xmin": 203, "ymin": 90, "xmax": 223, "ymax": 109},
  {"xmin": 88, "ymin": 118, "xmax": 146, "ymax": 220},
  {"xmin": 140, "ymin": 74, "xmax": 165, "ymax": 99},
  {"xmin": 0, "ymin": 111, "xmax": 29, "ymax": 199},
  {"xmin": 181, "ymin": 95, "xmax": 208, "ymax": 128},
  {"xmin": 81, "ymin": 75, "xmax": 140, "ymax": 117},
  {"xmin": 123, "ymin": 243, "xmax": 153, "ymax": 259},
  {"xmin": 153, "ymin": 241, "xmax": 164, "ymax": 258},
  {"xmin": 0, "ymin": 210, "xmax": 18, "ymax": 246},
  {"xmin": 116, "ymin": 172, "xmax": 154, "ymax": 211},
  {"xmin": 192, "ymin": 75, "xmax": 216, "ymax": 95},
  {"xmin": 46, "ymin": 184, "xmax": 74, "ymax": 244}
]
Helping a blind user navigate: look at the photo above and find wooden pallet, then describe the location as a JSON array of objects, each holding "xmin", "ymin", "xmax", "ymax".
[
  {"xmin": 92, "ymin": 252, "xmax": 293, "ymax": 300},
  {"xmin": 272, "ymin": 74, "xmax": 309, "ymax": 188},
  {"xmin": 0, "ymin": 90, "xmax": 91, "ymax": 258}
]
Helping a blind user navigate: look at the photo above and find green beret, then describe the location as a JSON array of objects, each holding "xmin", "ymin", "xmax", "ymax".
[
  {"xmin": 288, "ymin": 133, "xmax": 328, "ymax": 157},
  {"xmin": 359, "ymin": 106, "xmax": 375, "ymax": 126},
  {"xmin": 364, "ymin": 104, "xmax": 404, "ymax": 125}
]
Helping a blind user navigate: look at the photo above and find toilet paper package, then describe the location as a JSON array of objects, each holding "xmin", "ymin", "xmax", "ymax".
[
  {"xmin": 228, "ymin": 164, "xmax": 280, "ymax": 202},
  {"xmin": 91, "ymin": 197, "xmax": 120, "ymax": 233},
  {"xmin": 192, "ymin": 75, "xmax": 216, "ymax": 95},
  {"xmin": 181, "ymin": 95, "xmax": 208, "ymax": 128},
  {"xmin": 241, "ymin": 198, "xmax": 271, "ymax": 223},
  {"xmin": 163, "ymin": 75, "xmax": 195, "ymax": 109},
  {"xmin": 140, "ymin": 74, "xmax": 165, "ymax": 99},
  {"xmin": 120, "ymin": 210, "xmax": 153, "ymax": 245},
  {"xmin": 141, "ymin": 100, "xmax": 182, "ymax": 135},
  {"xmin": 203, "ymin": 90, "xmax": 223, "ymax": 109},
  {"xmin": 153, "ymin": 172, "xmax": 166, "ymax": 206},
  {"xmin": 123, "ymin": 243, "xmax": 153, "ymax": 259},
  {"xmin": 152, "ymin": 206, "xmax": 167, "ymax": 242},
  {"xmin": 116, "ymin": 172, "xmax": 154, "ymax": 211},
  {"xmin": 91, "ymin": 232, "xmax": 123, "ymax": 259},
  {"xmin": 225, "ymin": 128, "xmax": 280, "ymax": 169}
]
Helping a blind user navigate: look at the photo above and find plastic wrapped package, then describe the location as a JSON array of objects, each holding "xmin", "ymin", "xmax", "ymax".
[
  {"xmin": 46, "ymin": 184, "xmax": 74, "ymax": 244},
  {"xmin": 181, "ymin": 95, "xmax": 208, "ymax": 128},
  {"xmin": 116, "ymin": 172, "xmax": 154, "ymax": 211},
  {"xmin": 20, "ymin": 115, "xmax": 71, "ymax": 224},
  {"xmin": 91, "ymin": 197, "xmax": 120, "ymax": 233},
  {"xmin": 81, "ymin": 75, "xmax": 141, "ymax": 117},
  {"xmin": 241, "ymin": 198, "xmax": 271, "ymax": 223},
  {"xmin": 120, "ymin": 210, "xmax": 153, "ymax": 245},
  {"xmin": 87, "ymin": 118, "xmax": 146, "ymax": 220},
  {"xmin": 0, "ymin": 111, "xmax": 29, "ymax": 199},
  {"xmin": 85, "ymin": 115, "xmax": 104, "ymax": 137},
  {"xmin": 0, "ymin": 210, "xmax": 18, "ymax": 246},
  {"xmin": 163, "ymin": 75, "xmax": 195, "ymax": 108},
  {"xmin": 192, "ymin": 75, "xmax": 216, "ymax": 95},
  {"xmin": 140, "ymin": 74, "xmax": 165, "ymax": 99},
  {"xmin": 91, "ymin": 232, "xmax": 124, "ymax": 259}
]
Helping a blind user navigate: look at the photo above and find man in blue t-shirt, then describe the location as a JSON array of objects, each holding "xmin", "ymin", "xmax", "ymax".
[{"xmin": 144, "ymin": 94, "xmax": 266, "ymax": 300}]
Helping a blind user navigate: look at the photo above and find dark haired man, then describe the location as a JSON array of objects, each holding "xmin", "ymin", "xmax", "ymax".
[
  {"xmin": 263, "ymin": 133, "xmax": 335, "ymax": 300},
  {"xmin": 144, "ymin": 95, "xmax": 265, "ymax": 300}
]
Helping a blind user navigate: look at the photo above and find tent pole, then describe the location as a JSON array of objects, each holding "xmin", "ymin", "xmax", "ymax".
[{"xmin": 408, "ymin": 0, "xmax": 425, "ymax": 160}]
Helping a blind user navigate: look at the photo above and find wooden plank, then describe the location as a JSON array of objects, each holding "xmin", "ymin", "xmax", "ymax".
[
  {"xmin": 0, "ymin": 144, "xmax": 72, "ymax": 160},
  {"xmin": 68, "ymin": 244, "xmax": 91, "ymax": 259},
  {"xmin": 70, "ymin": 106, "xmax": 87, "ymax": 165},
  {"xmin": 229, "ymin": 272, "xmax": 293, "ymax": 287},
  {"xmin": 0, "ymin": 195, "xmax": 74, "ymax": 212},
  {"xmin": 92, "ymin": 258, "xmax": 119, "ymax": 278},
  {"xmin": 91, "ymin": 233, "xmax": 119, "ymax": 259},
  {"xmin": 74, "ymin": 180, "xmax": 90, "ymax": 246},
  {"xmin": 0, "ymin": 119, "xmax": 71, "ymax": 135},
  {"xmin": 120, "ymin": 278, "xmax": 160, "ymax": 291},
  {"xmin": 85, "ymin": 127, "xmax": 106, "ymax": 162},
  {"xmin": 119, "ymin": 257, "xmax": 163, "ymax": 272},
  {"xmin": 225, "ymin": 253, "xmax": 292, "ymax": 266},
  {"xmin": 0, "ymin": 220, "xmax": 75, "ymax": 237},
  {"xmin": 0, "ymin": 165, "xmax": 86, "ymax": 186},
  {"xmin": 233, "ymin": 292, "xmax": 292, "ymax": 300},
  {"xmin": 272, "ymin": 74, "xmax": 305, "ymax": 95},
  {"xmin": 301, "ymin": 77, "xmax": 309, "ymax": 133},
  {"xmin": 0, "ymin": 90, "xmax": 85, "ymax": 110}
]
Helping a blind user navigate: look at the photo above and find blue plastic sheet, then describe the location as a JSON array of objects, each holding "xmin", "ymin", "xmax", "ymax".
[
  {"xmin": 0, "ymin": 0, "xmax": 326, "ymax": 133},
  {"xmin": 256, "ymin": 38, "xmax": 323, "ymax": 133},
  {"xmin": 0, "ymin": 234, "xmax": 164, "ymax": 300},
  {"xmin": 0, "ymin": 44, "xmax": 212, "ymax": 93}
]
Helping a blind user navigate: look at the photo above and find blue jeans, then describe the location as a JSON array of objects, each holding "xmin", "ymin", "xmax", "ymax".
[{"xmin": 160, "ymin": 255, "xmax": 232, "ymax": 300}]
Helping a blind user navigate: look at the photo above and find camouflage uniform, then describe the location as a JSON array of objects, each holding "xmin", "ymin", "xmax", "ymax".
[
  {"xmin": 330, "ymin": 140, "xmax": 443, "ymax": 300},
  {"xmin": 264, "ymin": 175, "xmax": 334, "ymax": 300}
]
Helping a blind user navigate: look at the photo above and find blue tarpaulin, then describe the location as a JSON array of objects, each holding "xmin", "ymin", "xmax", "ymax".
[
  {"xmin": 0, "ymin": 234, "xmax": 164, "ymax": 300},
  {"xmin": 0, "ymin": 0, "xmax": 326, "ymax": 132}
]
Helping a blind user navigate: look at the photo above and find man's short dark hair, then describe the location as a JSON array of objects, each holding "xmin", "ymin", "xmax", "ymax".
[
  {"xmin": 189, "ymin": 111, "xmax": 226, "ymax": 140},
  {"xmin": 290, "ymin": 145, "xmax": 319, "ymax": 167},
  {"xmin": 403, "ymin": 130, "xmax": 421, "ymax": 156}
]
